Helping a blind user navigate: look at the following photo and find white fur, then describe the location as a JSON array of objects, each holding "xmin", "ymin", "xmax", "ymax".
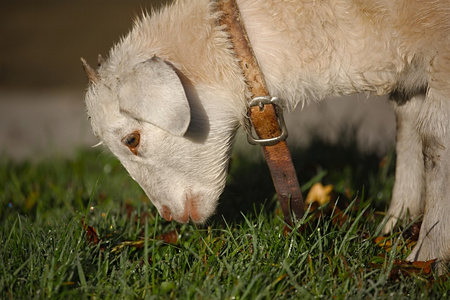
[{"xmin": 84, "ymin": 0, "xmax": 450, "ymax": 270}]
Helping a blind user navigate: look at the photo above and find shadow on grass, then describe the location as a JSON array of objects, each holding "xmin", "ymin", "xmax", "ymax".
[
  {"xmin": 0, "ymin": 126, "xmax": 395, "ymax": 227},
  {"xmin": 214, "ymin": 126, "xmax": 396, "ymax": 224}
]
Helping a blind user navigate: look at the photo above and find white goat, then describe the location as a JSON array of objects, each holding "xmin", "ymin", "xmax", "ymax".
[{"xmin": 83, "ymin": 0, "xmax": 450, "ymax": 270}]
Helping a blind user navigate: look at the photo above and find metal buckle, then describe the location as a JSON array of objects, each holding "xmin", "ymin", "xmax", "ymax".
[{"xmin": 246, "ymin": 96, "xmax": 288, "ymax": 146}]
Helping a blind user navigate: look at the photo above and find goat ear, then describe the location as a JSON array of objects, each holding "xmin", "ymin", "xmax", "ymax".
[{"xmin": 118, "ymin": 57, "xmax": 190, "ymax": 136}]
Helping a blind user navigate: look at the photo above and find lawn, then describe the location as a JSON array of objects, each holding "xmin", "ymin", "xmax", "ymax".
[{"xmin": 1, "ymin": 138, "xmax": 449, "ymax": 299}]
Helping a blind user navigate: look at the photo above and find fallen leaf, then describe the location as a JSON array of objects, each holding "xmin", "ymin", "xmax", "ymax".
[
  {"xmin": 122, "ymin": 201, "xmax": 155, "ymax": 225},
  {"xmin": 374, "ymin": 236, "xmax": 417, "ymax": 253},
  {"xmin": 372, "ymin": 222, "xmax": 436, "ymax": 280},
  {"xmin": 305, "ymin": 183, "xmax": 334, "ymax": 206},
  {"xmin": 389, "ymin": 258, "xmax": 435, "ymax": 280},
  {"xmin": 295, "ymin": 183, "xmax": 362, "ymax": 233},
  {"xmin": 370, "ymin": 254, "xmax": 435, "ymax": 278},
  {"xmin": 81, "ymin": 217, "xmax": 100, "ymax": 246},
  {"xmin": 402, "ymin": 222, "xmax": 422, "ymax": 241},
  {"xmin": 110, "ymin": 230, "xmax": 179, "ymax": 254},
  {"xmin": 110, "ymin": 240, "xmax": 146, "ymax": 253},
  {"xmin": 158, "ymin": 230, "xmax": 179, "ymax": 245},
  {"xmin": 411, "ymin": 260, "xmax": 435, "ymax": 273},
  {"xmin": 331, "ymin": 207, "xmax": 348, "ymax": 227}
]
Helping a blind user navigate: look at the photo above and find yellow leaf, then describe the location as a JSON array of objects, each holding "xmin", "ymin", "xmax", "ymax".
[
  {"xmin": 305, "ymin": 183, "xmax": 333, "ymax": 206},
  {"xmin": 374, "ymin": 236, "xmax": 417, "ymax": 253}
]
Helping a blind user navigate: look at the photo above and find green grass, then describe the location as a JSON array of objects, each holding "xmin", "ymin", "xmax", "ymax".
[{"xmin": 1, "ymin": 142, "xmax": 449, "ymax": 299}]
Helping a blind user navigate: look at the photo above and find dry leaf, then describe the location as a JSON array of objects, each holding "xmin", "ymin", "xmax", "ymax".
[
  {"xmin": 158, "ymin": 230, "xmax": 179, "ymax": 245},
  {"xmin": 110, "ymin": 230, "xmax": 179, "ymax": 254},
  {"xmin": 402, "ymin": 222, "xmax": 422, "ymax": 241},
  {"xmin": 389, "ymin": 258, "xmax": 435, "ymax": 279},
  {"xmin": 111, "ymin": 240, "xmax": 146, "ymax": 253},
  {"xmin": 305, "ymin": 183, "xmax": 334, "ymax": 206},
  {"xmin": 374, "ymin": 236, "xmax": 417, "ymax": 253},
  {"xmin": 81, "ymin": 216, "xmax": 100, "ymax": 246},
  {"xmin": 123, "ymin": 201, "xmax": 155, "ymax": 225},
  {"xmin": 372, "ymin": 221, "xmax": 436, "ymax": 280},
  {"xmin": 296, "ymin": 183, "xmax": 360, "ymax": 233},
  {"xmin": 370, "ymin": 254, "xmax": 436, "ymax": 279}
]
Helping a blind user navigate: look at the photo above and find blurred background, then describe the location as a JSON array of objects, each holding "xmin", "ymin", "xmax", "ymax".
[{"xmin": 0, "ymin": 0, "xmax": 396, "ymax": 161}]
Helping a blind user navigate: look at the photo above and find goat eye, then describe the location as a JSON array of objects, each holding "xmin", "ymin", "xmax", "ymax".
[{"xmin": 121, "ymin": 131, "xmax": 140, "ymax": 153}]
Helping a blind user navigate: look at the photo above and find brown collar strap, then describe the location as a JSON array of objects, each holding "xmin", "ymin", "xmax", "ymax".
[{"xmin": 218, "ymin": 0, "xmax": 304, "ymax": 225}]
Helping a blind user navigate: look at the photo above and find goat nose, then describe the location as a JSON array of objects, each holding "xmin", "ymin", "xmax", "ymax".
[
  {"xmin": 161, "ymin": 205, "xmax": 173, "ymax": 222},
  {"xmin": 177, "ymin": 196, "xmax": 200, "ymax": 223},
  {"xmin": 181, "ymin": 196, "xmax": 201, "ymax": 223},
  {"xmin": 188, "ymin": 197, "xmax": 201, "ymax": 222}
]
